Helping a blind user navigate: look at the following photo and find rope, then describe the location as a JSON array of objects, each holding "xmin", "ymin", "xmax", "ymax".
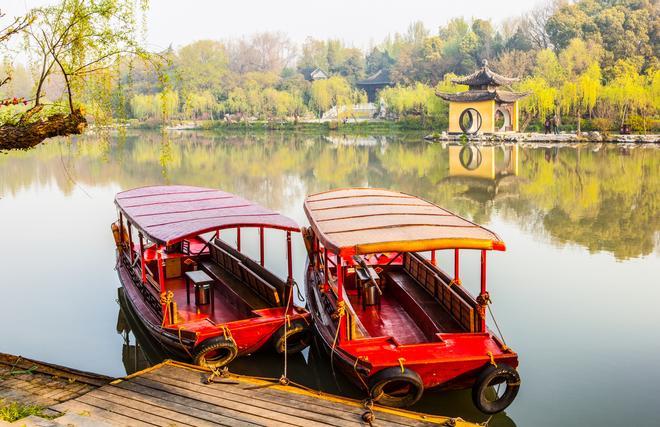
[
  {"xmin": 480, "ymin": 415, "xmax": 494, "ymax": 426},
  {"xmin": 487, "ymin": 302, "xmax": 508, "ymax": 350},
  {"xmin": 159, "ymin": 291, "xmax": 174, "ymax": 327},
  {"xmin": 361, "ymin": 398, "xmax": 376, "ymax": 426},
  {"xmin": 397, "ymin": 357, "xmax": 406, "ymax": 373},
  {"xmin": 329, "ymin": 301, "xmax": 346, "ymax": 380},
  {"xmin": 177, "ymin": 327, "xmax": 193, "ymax": 359},
  {"xmin": 487, "ymin": 351, "xmax": 497, "ymax": 368}
]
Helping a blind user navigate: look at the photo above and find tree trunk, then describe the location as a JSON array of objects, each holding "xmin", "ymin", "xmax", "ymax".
[{"xmin": 0, "ymin": 109, "xmax": 86, "ymax": 150}]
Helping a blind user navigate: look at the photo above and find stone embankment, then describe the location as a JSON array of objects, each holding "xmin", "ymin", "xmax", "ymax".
[{"xmin": 425, "ymin": 131, "xmax": 659, "ymax": 144}]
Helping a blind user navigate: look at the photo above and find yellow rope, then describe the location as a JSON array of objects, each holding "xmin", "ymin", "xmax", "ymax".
[
  {"xmin": 159, "ymin": 291, "xmax": 174, "ymax": 327},
  {"xmin": 397, "ymin": 357, "xmax": 406, "ymax": 373},
  {"xmin": 487, "ymin": 351, "xmax": 497, "ymax": 368}
]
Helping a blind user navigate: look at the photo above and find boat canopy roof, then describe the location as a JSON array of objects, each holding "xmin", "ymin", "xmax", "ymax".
[
  {"xmin": 304, "ymin": 188, "xmax": 505, "ymax": 256},
  {"xmin": 115, "ymin": 185, "xmax": 299, "ymax": 245}
]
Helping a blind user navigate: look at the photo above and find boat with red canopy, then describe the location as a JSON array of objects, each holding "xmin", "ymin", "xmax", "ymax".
[
  {"xmin": 303, "ymin": 188, "xmax": 520, "ymax": 414},
  {"xmin": 112, "ymin": 185, "xmax": 311, "ymax": 369}
]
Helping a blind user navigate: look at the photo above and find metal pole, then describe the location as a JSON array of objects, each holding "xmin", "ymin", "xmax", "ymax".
[
  {"xmin": 431, "ymin": 250, "xmax": 436, "ymax": 266},
  {"xmin": 454, "ymin": 248, "xmax": 460, "ymax": 282},
  {"xmin": 236, "ymin": 227, "xmax": 241, "ymax": 252},
  {"xmin": 118, "ymin": 212, "xmax": 124, "ymax": 257},
  {"xmin": 259, "ymin": 226, "xmax": 265, "ymax": 267}
]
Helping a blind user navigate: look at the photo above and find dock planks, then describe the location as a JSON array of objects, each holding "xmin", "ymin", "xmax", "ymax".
[
  {"xmin": 0, "ymin": 353, "xmax": 110, "ymax": 410},
  {"xmin": 51, "ymin": 361, "xmax": 478, "ymax": 427}
]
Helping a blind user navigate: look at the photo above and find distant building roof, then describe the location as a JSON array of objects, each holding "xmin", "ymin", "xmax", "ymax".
[
  {"xmin": 357, "ymin": 69, "xmax": 393, "ymax": 86},
  {"xmin": 452, "ymin": 60, "xmax": 519, "ymax": 87},
  {"xmin": 436, "ymin": 89, "xmax": 528, "ymax": 103},
  {"xmin": 301, "ymin": 67, "xmax": 328, "ymax": 81}
]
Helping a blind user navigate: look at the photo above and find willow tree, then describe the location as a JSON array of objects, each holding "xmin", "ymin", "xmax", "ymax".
[
  {"xmin": 0, "ymin": 0, "xmax": 152, "ymax": 150},
  {"xmin": 559, "ymin": 63, "xmax": 602, "ymax": 133}
]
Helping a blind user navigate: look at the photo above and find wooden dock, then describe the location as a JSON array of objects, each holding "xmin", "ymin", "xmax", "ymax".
[
  {"xmin": 0, "ymin": 352, "xmax": 111, "ymax": 426},
  {"xmin": 48, "ymin": 361, "xmax": 477, "ymax": 427}
]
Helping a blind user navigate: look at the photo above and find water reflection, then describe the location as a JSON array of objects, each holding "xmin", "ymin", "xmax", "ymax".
[{"xmin": 1, "ymin": 131, "xmax": 655, "ymax": 259}]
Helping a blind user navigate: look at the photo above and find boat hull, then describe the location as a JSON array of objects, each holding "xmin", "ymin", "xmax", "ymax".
[
  {"xmin": 305, "ymin": 264, "xmax": 518, "ymax": 396},
  {"xmin": 117, "ymin": 258, "xmax": 309, "ymax": 365}
]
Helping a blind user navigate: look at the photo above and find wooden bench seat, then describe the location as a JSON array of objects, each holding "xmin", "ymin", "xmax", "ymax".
[
  {"xmin": 386, "ymin": 271, "xmax": 464, "ymax": 334},
  {"xmin": 200, "ymin": 260, "xmax": 269, "ymax": 311},
  {"xmin": 204, "ymin": 239, "xmax": 283, "ymax": 308}
]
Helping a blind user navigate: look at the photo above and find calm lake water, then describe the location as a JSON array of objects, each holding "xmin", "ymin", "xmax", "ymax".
[{"xmin": 1, "ymin": 130, "xmax": 658, "ymax": 426}]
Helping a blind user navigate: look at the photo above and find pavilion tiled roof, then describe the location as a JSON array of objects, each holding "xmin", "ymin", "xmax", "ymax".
[
  {"xmin": 452, "ymin": 61, "xmax": 519, "ymax": 87},
  {"xmin": 436, "ymin": 89, "xmax": 528, "ymax": 103},
  {"xmin": 357, "ymin": 69, "xmax": 393, "ymax": 86}
]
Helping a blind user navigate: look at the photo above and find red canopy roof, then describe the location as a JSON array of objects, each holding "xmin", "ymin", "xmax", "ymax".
[
  {"xmin": 304, "ymin": 188, "xmax": 505, "ymax": 256},
  {"xmin": 115, "ymin": 186, "xmax": 299, "ymax": 245}
]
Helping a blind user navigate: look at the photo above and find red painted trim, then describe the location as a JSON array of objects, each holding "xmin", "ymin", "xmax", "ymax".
[
  {"xmin": 454, "ymin": 248, "xmax": 460, "ymax": 282},
  {"xmin": 431, "ymin": 250, "xmax": 436, "ymax": 266}
]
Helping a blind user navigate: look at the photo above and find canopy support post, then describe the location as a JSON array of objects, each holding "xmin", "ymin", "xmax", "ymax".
[
  {"xmin": 286, "ymin": 231, "xmax": 293, "ymax": 307},
  {"xmin": 323, "ymin": 248, "xmax": 329, "ymax": 292},
  {"xmin": 431, "ymin": 250, "xmax": 436, "ymax": 266},
  {"xmin": 259, "ymin": 226, "xmax": 265, "ymax": 267},
  {"xmin": 236, "ymin": 227, "xmax": 241, "ymax": 252},
  {"xmin": 118, "ymin": 212, "xmax": 124, "ymax": 257},
  {"xmin": 286, "ymin": 231, "xmax": 293, "ymax": 282},
  {"xmin": 157, "ymin": 245, "xmax": 168, "ymax": 324},
  {"xmin": 127, "ymin": 222, "xmax": 134, "ymax": 264},
  {"xmin": 454, "ymin": 249, "xmax": 460, "ymax": 283},
  {"xmin": 337, "ymin": 255, "xmax": 346, "ymax": 343},
  {"xmin": 479, "ymin": 250, "xmax": 488, "ymax": 332},
  {"xmin": 139, "ymin": 233, "xmax": 146, "ymax": 284}
]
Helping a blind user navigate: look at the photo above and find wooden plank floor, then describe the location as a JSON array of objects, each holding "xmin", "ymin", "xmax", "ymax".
[
  {"xmin": 51, "ymin": 361, "xmax": 478, "ymax": 427},
  {"xmin": 0, "ymin": 353, "xmax": 110, "ymax": 410}
]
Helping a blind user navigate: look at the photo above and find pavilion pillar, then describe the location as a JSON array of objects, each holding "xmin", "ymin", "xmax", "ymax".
[{"xmin": 259, "ymin": 227, "xmax": 265, "ymax": 267}]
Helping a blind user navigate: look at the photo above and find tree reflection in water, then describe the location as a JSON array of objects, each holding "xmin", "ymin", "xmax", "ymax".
[{"xmin": 0, "ymin": 130, "xmax": 657, "ymax": 260}]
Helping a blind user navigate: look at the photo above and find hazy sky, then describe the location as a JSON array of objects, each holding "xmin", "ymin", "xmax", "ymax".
[{"xmin": 4, "ymin": 0, "xmax": 542, "ymax": 51}]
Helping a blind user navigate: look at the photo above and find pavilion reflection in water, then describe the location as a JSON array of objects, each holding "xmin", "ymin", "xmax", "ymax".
[{"xmin": 444, "ymin": 144, "xmax": 520, "ymax": 202}]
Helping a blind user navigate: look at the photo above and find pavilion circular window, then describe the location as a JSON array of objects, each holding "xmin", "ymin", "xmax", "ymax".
[{"xmin": 459, "ymin": 108, "xmax": 482, "ymax": 134}]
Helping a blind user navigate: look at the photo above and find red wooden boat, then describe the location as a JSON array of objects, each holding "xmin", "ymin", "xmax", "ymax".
[
  {"xmin": 112, "ymin": 185, "xmax": 311, "ymax": 369},
  {"xmin": 303, "ymin": 188, "xmax": 520, "ymax": 414}
]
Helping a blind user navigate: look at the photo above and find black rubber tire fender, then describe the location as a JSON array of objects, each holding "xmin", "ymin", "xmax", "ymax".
[
  {"xmin": 272, "ymin": 320, "xmax": 312, "ymax": 355},
  {"xmin": 368, "ymin": 366, "xmax": 424, "ymax": 408},
  {"xmin": 471, "ymin": 363, "xmax": 521, "ymax": 414},
  {"xmin": 192, "ymin": 336, "xmax": 238, "ymax": 369}
]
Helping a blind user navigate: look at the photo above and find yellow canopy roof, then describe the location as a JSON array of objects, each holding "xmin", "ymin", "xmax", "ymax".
[{"xmin": 304, "ymin": 188, "xmax": 506, "ymax": 256}]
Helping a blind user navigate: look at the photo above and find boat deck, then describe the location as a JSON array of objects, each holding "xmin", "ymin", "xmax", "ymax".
[
  {"xmin": 49, "ymin": 360, "xmax": 477, "ymax": 426},
  {"xmin": 346, "ymin": 290, "xmax": 427, "ymax": 344},
  {"xmin": 164, "ymin": 277, "xmax": 245, "ymax": 325}
]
